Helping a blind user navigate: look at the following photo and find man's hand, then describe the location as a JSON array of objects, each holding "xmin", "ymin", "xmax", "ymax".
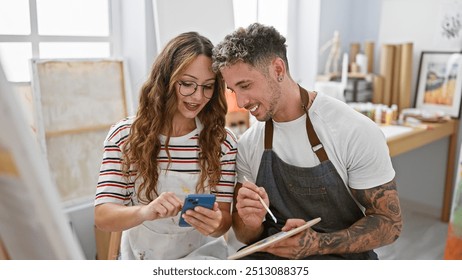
[
  {"xmin": 264, "ymin": 218, "xmax": 317, "ymax": 259},
  {"xmin": 235, "ymin": 180, "xmax": 270, "ymax": 229}
]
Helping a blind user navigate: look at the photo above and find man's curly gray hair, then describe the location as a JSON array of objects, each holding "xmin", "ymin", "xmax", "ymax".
[{"xmin": 212, "ymin": 22, "xmax": 290, "ymax": 75}]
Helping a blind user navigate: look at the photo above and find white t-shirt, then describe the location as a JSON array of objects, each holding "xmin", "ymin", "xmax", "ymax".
[{"xmin": 236, "ymin": 92, "xmax": 395, "ymax": 190}]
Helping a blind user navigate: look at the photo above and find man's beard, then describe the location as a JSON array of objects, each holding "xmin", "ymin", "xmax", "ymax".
[{"xmin": 260, "ymin": 78, "xmax": 282, "ymax": 121}]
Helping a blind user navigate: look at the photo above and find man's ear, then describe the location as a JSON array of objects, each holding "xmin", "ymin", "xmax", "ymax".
[{"xmin": 272, "ymin": 57, "xmax": 286, "ymax": 78}]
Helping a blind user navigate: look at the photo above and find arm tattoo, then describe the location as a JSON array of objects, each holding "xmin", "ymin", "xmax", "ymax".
[{"xmin": 296, "ymin": 179, "xmax": 403, "ymax": 257}]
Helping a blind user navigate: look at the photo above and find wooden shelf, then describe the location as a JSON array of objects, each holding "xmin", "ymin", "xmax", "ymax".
[
  {"xmin": 317, "ymin": 72, "xmax": 373, "ymax": 81},
  {"xmin": 386, "ymin": 121, "xmax": 456, "ymax": 157}
]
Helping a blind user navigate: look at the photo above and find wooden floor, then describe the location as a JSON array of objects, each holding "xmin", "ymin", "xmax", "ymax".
[{"xmin": 376, "ymin": 199, "xmax": 449, "ymax": 260}]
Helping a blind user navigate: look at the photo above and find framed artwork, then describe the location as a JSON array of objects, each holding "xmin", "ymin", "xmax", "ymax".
[{"xmin": 414, "ymin": 51, "xmax": 462, "ymax": 119}]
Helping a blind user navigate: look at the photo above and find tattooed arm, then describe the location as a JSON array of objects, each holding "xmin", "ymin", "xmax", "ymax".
[{"xmin": 265, "ymin": 179, "xmax": 403, "ymax": 259}]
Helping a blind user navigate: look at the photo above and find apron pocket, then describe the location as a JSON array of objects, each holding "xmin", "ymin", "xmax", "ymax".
[
  {"xmin": 124, "ymin": 223, "xmax": 205, "ymax": 259},
  {"xmin": 286, "ymin": 181, "xmax": 328, "ymax": 196}
]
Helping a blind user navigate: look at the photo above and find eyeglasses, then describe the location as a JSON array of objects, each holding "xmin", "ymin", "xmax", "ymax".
[{"xmin": 177, "ymin": 81, "xmax": 215, "ymax": 99}]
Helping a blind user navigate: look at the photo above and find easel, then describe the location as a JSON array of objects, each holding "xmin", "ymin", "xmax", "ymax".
[
  {"xmin": 0, "ymin": 147, "xmax": 17, "ymax": 260},
  {"xmin": 95, "ymin": 228, "xmax": 121, "ymax": 260},
  {"xmin": 0, "ymin": 237, "xmax": 10, "ymax": 260},
  {"xmin": 107, "ymin": 232, "xmax": 122, "ymax": 259}
]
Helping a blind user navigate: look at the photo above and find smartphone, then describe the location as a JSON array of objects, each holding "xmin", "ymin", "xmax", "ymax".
[{"xmin": 178, "ymin": 194, "xmax": 216, "ymax": 227}]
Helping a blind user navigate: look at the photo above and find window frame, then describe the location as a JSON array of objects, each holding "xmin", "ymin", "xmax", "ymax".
[{"xmin": 0, "ymin": 0, "xmax": 121, "ymax": 83}]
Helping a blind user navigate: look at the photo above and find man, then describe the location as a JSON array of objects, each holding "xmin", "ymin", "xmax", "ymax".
[{"xmin": 212, "ymin": 23, "xmax": 402, "ymax": 259}]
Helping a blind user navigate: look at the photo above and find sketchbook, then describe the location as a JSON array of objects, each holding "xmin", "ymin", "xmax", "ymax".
[{"xmin": 228, "ymin": 217, "xmax": 321, "ymax": 260}]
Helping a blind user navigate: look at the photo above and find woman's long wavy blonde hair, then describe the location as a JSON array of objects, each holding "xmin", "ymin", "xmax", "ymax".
[{"xmin": 122, "ymin": 32, "xmax": 227, "ymax": 204}]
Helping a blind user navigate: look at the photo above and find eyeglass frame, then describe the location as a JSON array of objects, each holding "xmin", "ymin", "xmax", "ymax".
[{"xmin": 177, "ymin": 80, "xmax": 215, "ymax": 99}]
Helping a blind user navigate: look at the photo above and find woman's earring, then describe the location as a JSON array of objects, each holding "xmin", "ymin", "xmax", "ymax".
[{"xmin": 277, "ymin": 76, "xmax": 283, "ymax": 82}]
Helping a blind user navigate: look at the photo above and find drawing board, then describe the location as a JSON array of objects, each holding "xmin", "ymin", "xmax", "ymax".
[{"xmin": 228, "ymin": 217, "xmax": 321, "ymax": 260}]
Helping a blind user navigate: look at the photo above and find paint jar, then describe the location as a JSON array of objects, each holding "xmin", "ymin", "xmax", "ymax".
[
  {"xmin": 375, "ymin": 105, "xmax": 382, "ymax": 124},
  {"xmin": 391, "ymin": 104, "xmax": 398, "ymax": 122},
  {"xmin": 385, "ymin": 108, "xmax": 393, "ymax": 125}
]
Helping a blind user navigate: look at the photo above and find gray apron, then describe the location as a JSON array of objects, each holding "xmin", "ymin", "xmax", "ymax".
[{"xmin": 240, "ymin": 86, "xmax": 377, "ymax": 260}]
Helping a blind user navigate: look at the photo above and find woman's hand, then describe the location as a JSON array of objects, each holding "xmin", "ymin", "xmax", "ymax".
[
  {"xmin": 182, "ymin": 202, "xmax": 223, "ymax": 235},
  {"xmin": 141, "ymin": 192, "xmax": 183, "ymax": 221}
]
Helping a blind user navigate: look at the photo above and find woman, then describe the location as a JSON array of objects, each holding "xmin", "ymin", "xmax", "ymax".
[{"xmin": 94, "ymin": 32, "xmax": 237, "ymax": 259}]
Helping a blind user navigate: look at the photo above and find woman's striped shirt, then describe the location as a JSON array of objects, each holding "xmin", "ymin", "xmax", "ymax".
[{"xmin": 95, "ymin": 116, "xmax": 237, "ymax": 206}]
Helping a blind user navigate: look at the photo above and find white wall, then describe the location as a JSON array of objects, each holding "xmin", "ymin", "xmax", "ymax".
[
  {"xmin": 120, "ymin": 0, "xmax": 155, "ymax": 110},
  {"xmin": 318, "ymin": 0, "xmax": 352, "ymax": 71},
  {"xmin": 152, "ymin": 0, "xmax": 234, "ymax": 49},
  {"xmin": 391, "ymin": 139, "xmax": 449, "ymax": 212},
  {"xmin": 287, "ymin": 0, "xmax": 321, "ymax": 88},
  {"xmin": 121, "ymin": 0, "xmax": 235, "ymax": 109},
  {"xmin": 378, "ymin": 0, "xmax": 462, "ymax": 102},
  {"xmin": 378, "ymin": 0, "xmax": 462, "ymax": 211},
  {"xmin": 317, "ymin": 0, "xmax": 380, "ymax": 79}
]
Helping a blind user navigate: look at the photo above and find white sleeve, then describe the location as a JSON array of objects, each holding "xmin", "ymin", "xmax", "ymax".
[
  {"xmin": 236, "ymin": 122, "xmax": 264, "ymax": 185},
  {"xmin": 345, "ymin": 120, "xmax": 395, "ymax": 189}
]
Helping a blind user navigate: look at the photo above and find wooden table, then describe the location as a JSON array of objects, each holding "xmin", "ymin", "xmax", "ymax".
[{"xmin": 384, "ymin": 120, "xmax": 459, "ymax": 222}]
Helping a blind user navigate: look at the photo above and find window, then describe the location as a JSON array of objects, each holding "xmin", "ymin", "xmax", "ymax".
[
  {"xmin": 233, "ymin": 0, "xmax": 288, "ymax": 37},
  {"xmin": 0, "ymin": 0, "xmax": 119, "ymax": 82},
  {"xmin": 233, "ymin": 0, "xmax": 257, "ymax": 29}
]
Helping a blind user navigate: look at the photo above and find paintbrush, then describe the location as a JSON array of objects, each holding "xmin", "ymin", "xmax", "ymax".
[{"xmin": 243, "ymin": 176, "xmax": 278, "ymax": 223}]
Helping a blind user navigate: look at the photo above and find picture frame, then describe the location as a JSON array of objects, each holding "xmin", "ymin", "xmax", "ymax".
[{"xmin": 414, "ymin": 51, "xmax": 462, "ymax": 119}]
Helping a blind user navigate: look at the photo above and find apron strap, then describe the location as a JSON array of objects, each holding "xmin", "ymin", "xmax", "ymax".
[
  {"xmin": 263, "ymin": 85, "xmax": 329, "ymax": 162},
  {"xmin": 264, "ymin": 119, "xmax": 273, "ymax": 149},
  {"xmin": 299, "ymin": 86, "xmax": 329, "ymax": 162}
]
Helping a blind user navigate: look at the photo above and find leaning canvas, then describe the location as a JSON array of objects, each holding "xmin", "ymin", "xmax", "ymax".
[
  {"xmin": 0, "ymin": 63, "xmax": 84, "ymax": 259},
  {"xmin": 30, "ymin": 59, "xmax": 130, "ymax": 204}
]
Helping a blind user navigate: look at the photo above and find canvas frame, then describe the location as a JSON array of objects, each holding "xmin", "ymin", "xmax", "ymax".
[
  {"xmin": 30, "ymin": 58, "xmax": 131, "ymax": 204},
  {"xmin": 414, "ymin": 51, "xmax": 462, "ymax": 119}
]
